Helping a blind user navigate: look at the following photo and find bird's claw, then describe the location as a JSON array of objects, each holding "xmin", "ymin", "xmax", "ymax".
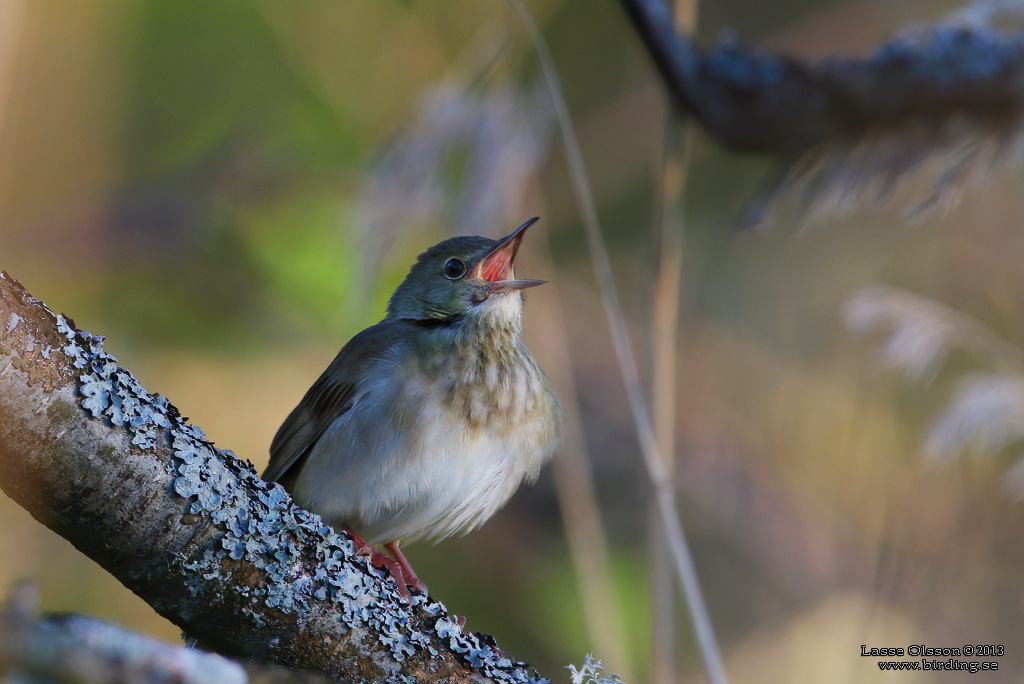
[
  {"xmin": 367, "ymin": 549, "xmax": 413, "ymax": 598},
  {"xmin": 344, "ymin": 528, "xmax": 425, "ymax": 598}
]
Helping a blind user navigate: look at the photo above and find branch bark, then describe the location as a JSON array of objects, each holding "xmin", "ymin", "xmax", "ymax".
[{"xmin": 0, "ymin": 271, "xmax": 544, "ymax": 683}]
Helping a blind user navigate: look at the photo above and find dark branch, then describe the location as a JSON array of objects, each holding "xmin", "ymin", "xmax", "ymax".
[
  {"xmin": 0, "ymin": 271, "xmax": 544, "ymax": 683},
  {"xmin": 618, "ymin": 0, "xmax": 1024, "ymax": 154}
]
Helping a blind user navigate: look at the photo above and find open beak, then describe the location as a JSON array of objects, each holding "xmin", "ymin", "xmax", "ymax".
[{"xmin": 475, "ymin": 217, "xmax": 547, "ymax": 294}]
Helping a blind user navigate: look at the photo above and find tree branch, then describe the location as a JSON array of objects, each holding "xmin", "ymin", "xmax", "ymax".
[
  {"xmin": 0, "ymin": 584, "xmax": 341, "ymax": 684},
  {"xmin": 0, "ymin": 271, "xmax": 545, "ymax": 683},
  {"xmin": 619, "ymin": 0, "xmax": 1024, "ymax": 154}
]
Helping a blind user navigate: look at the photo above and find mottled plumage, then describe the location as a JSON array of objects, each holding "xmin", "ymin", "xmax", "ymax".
[{"xmin": 264, "ymin": 219, "xmax": 562, "ymax": 590}]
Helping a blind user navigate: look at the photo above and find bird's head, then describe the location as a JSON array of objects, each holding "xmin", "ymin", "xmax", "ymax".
[{"xmin": 386, "ymin": 217, "xmax": 546, "ymax": 324}]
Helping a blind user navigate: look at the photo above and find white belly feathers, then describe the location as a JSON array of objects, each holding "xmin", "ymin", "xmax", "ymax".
[{"xmin": 290, "ymin": 348, "xmax": 559, "ymax": 544}]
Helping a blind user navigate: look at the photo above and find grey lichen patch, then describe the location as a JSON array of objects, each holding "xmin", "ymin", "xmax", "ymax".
[
  {"xmin": 53, "ymin": 314, "xmax": 546, "ymax": 683},
  {"xmin": 6, "ymin": 312, "xmax": 23, "ymax": 334}
]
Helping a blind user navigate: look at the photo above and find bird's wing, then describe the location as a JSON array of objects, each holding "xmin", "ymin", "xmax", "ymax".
[{"xmin": 263, "ymin": 320, "xmax": 410, "ymax": 485}]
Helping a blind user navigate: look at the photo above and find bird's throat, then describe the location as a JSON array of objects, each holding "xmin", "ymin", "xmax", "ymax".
[{"xmin": 413, "ymin": 292, "xmax": 538, "ymax": 425}]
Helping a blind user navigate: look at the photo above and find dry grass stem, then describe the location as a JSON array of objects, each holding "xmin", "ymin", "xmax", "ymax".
[
  {"xmin": 531, "ymin": 235, "xmax": 635, "ymax": 681},
  {"xmin": 508, "ymin": 1, "xmax": 729, "ymax": 682}
]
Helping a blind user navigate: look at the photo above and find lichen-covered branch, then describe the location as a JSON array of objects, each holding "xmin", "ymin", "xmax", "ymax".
[
  {"xmin": 0, "ymin": 271, "xmax": 544, "ymax": 683},
  {"xmin": 619, "ymin": 0, "xmax": 1024, "ymax": 154}
]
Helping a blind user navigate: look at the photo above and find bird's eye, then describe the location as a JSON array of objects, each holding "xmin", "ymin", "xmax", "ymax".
[{"xmin": 443, "ymin": 257, "xmax": 467, "ymax": 280}]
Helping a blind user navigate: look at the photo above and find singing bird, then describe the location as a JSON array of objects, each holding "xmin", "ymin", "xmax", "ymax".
[{"xmin": 263, "ymin": 218, "xmax": 563, "ymax": 594}]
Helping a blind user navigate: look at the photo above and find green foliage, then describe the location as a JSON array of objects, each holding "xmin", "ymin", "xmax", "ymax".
[
  {"xmin": 125, "ymin": 0, "xmax": 360, "ymax": 177},
  {"xmin": 243, "ymin": 194, "xmax": 361, "ymax": 335}
]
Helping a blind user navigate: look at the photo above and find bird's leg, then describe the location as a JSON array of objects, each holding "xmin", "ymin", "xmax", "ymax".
[
  {"xmin": 383, "ymin": 540, "xmax": 428, "ymax": 594},
  {"xmin": 342, "ymin": 527, "xmax": 411, "ymax": 598},
  {"xmin": 382, "ymin": 540, "xmax": 462, "ymax": 624}
]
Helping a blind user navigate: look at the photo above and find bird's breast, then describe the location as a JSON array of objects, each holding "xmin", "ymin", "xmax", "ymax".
[{"xmin": 295, "ymin": 324, "xmax": 562, "ymax": 544}]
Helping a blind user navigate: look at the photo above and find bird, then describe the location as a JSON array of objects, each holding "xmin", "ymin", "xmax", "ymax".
[{"xmin": 263, "ymin": 217, "xmax": 563, "ymax": 596}]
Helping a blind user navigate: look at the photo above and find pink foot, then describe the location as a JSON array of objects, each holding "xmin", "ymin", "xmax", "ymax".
[
  {"xmin": 384, "ymin": 540, "xmax": 428, "ymax": 595},
  {"xmin": 343, "ymin": 528, "xmax": 426, "ymax": 598}
]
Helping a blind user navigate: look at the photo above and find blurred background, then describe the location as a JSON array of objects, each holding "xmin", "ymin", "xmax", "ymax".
[{"xmin": 2, "ymin": 0, "xmax": 1024, "ymax": 682}]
